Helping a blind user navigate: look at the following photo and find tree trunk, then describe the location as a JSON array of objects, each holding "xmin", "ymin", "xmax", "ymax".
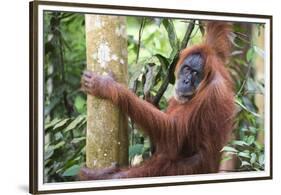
[{"xmin": 85, "ymin": 15, "xmax": 128, "ymax": 169}]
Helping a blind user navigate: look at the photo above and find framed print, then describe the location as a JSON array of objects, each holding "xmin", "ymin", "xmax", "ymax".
[{"xmin": 29, "ymin": 0, "xmax": 273, "ymax": 194}]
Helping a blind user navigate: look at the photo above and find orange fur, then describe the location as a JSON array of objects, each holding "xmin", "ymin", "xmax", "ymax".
[{"xmin": 80, "ymin": 22, "xmax": 235, "ymax": 179}]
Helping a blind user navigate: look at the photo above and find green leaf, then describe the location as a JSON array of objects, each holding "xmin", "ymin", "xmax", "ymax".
[
  {"xmin": 254, "ymin": 141, "xmax": 263, "ymax": 150},
  {"xmin": 62, "ymin": 165, "xmax": 81, "ymax": 177},
  {"xmin": 246, "ymin": 47, "xmax": 255, "ymax": 62},
  {"xmin": 259, "ymin": 154, "xmax": 265, "ymax": 165},
  {"xmin": 221, "ymin": 155, "xmax": 233, "ymax": 163},
  {"xmin": 44, "ymin": 146, "xmax": 54, "ymax": 160},
  {"xmin": 235, "ymin": 99, "xmax": 261, "ymax": 117},
  {"xmin": 65, "ymin": 115, "xmax": 85, "ymax": 132},
  {"xmin": 143, "ymin": 139, "xmax": 151, "ymax": 150},
  {"xmin": 238, "ymin": 151, "xmax": 251, "ymax": 159},
  {"xmin": 74, "ymin": 95, "xmax": 86, "ymax": 113},
  {"xmin": 250, "ymin": 153, "xmax": 257, "ymax": 164},
  {"xmin": 129, "ymin": 144, "xmax": 144, "ymax": 159},
  {"xmin": 54, "ymin": 132, "xmax": 63, "ymax": 141},
  {"xmin": 154, "ymin": 54, "xmax": 169, "ymax": 71},
  {"xmin": 45, "ymin": 118, "xmax": 61, "ymax": 130},
  {"xmin": 56, "ymin": 156, "xmax": 82, "ymax": 174},
  {"xmin": 249, "ymin": 126, "xmax": 258, "ymax": 133},
  {"xmin": 54, "ymin": 141, "xmax": 65, "ymax": 149},
  {"xmin": 246, "ymin": 135, "xmax": 255, "ymax": 145},
  {"xmin": 71, "ymin": 137, "xmax": 86, "ymax": 144},
  {"xmin": 221, "ymin": 146, "xmax": 238, "ymax": 153},
  {"xmin": 53, "ymin": 118, "xmax": 70, "ymax": 130},
  {"xmin": 240, "ymin": 161, "xmax": 251, "ymax": 167},
  {"xmin": 253, "ymin": 45, "xmax": 264, "ymax": 58},
  {"xmin": 232, "ymin": 140, "xmax": 249, "ymax": 146}
]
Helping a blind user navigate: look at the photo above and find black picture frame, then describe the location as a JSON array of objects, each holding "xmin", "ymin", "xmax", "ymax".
[{"xmin": 29, "ymin": 1, "xmax": 273, "ymax": 194}]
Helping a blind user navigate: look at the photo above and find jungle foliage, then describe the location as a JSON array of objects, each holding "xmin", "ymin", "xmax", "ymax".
[{"xmin": 43, "ymin": 12, "xmax": 265, "ymax": 182}]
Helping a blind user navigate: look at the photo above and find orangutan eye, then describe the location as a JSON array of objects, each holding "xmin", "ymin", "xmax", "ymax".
[
  {"xmin": 192, "ymin": 70, "xmax": 198, "ymax": 76},
  {"xmin": 183, "ymin": 66, "xmax": 191, "ymax": 75}
]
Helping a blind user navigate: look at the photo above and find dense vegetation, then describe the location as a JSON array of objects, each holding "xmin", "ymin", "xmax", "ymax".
[{"xmin": 43, "ymin": 11, "xmax": 265, "ymax": 182}]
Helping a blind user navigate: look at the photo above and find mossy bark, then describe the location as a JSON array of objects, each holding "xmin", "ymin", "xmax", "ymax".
[{"xmin": 85, "ymin": 15, "xmax": 128, "ymax": 168}]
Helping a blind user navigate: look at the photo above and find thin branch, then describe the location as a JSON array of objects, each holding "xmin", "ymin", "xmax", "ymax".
[
  {"xmin": 136, "ymin": 18, "xmax": 146, "ymax": 64},
  {"xmin": 235, "ymin": 63, "xmax": 252, "ymax": 97},
  {"xmin": 198, "ymin": 21, "xmax": 205, "ymax": 35},
  {"xmin": 189, "ymin": 25, "xmax": 200, "ymax": 40},
  {"xmin": 131, "ymin": 18, "xmax": 146, "ymax": 94},
  {"xmin": 233, "ymin": 32, "xmax": 252, "ymax": 45},
  {"xmin": 180, "ymin": 20, "xmax": 196, "ymax": 49}
]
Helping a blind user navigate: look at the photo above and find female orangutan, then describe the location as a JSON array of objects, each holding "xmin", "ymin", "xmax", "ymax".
[{"xmin": 80, "ymin": 21, "xmax": 235, "ymax": 179}]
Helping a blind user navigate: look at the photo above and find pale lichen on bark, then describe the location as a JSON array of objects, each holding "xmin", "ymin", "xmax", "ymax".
[{"xmin": 85, "ymin": 15, "xmax": 128, "ymax": 169}]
